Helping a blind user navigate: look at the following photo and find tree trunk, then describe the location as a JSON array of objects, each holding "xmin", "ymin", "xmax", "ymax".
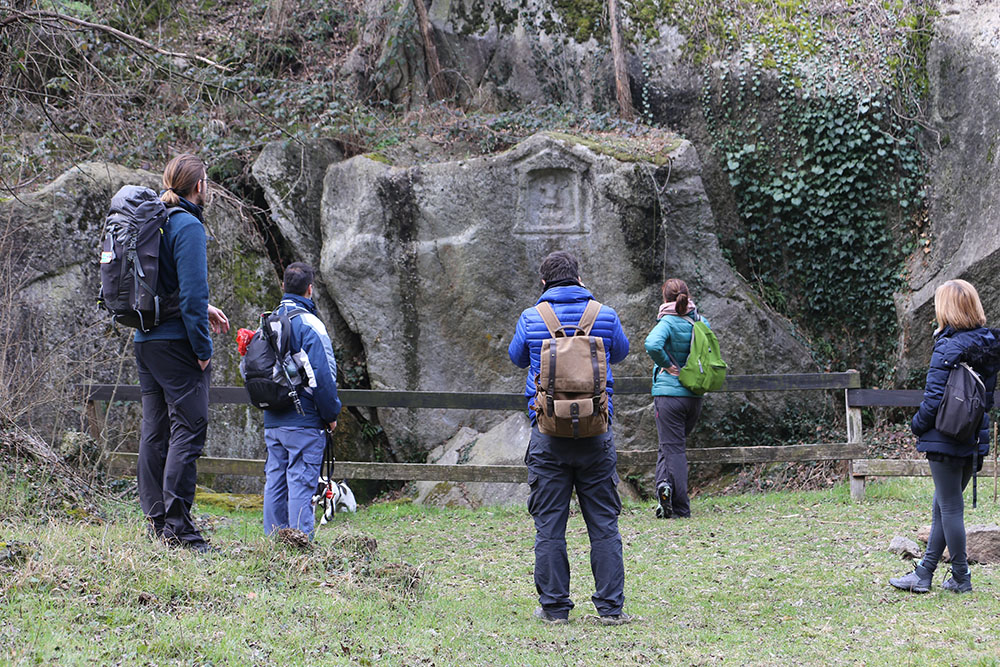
[
  {"xmin": 413, "ymin": 0, "xmax": 450, "ymax": 101},
  {"xmin": 608, "ymin": 0, "xmax": 635, "ymax": 121}
]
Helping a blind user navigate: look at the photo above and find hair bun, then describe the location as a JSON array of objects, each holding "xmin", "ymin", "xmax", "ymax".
[{"xmin": 675, "ymin": 293, "xmax": 689, "ymax": 315}]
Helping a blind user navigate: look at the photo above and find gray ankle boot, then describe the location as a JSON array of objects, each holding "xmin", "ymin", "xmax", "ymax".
[
  {"xmin": 889, "ymin": 561, "xmax": 933, "ymax": 593},
  {"xmin": 942, "ymin": 566, "xmax": 972, "ymax": 593}
]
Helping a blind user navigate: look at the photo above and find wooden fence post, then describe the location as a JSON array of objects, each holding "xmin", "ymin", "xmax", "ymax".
[
  {"xmin": 845, "ymin": 371, "xmax": 864, "ymax": 501},
  {"xmin": 85, "ymin": 399, "xmax": 106, "ymax": 445}
]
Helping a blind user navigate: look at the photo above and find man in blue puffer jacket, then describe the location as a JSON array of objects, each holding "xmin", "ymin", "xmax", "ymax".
[
  {"xmin": 261, "ymin": 262, "xmax": 342, "ymax": 538},
  {"xmin": 508, "ymin": 251, "xmax": 631, "ymax": 626}
]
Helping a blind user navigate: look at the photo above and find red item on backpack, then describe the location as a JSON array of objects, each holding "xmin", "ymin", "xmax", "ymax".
[{"xmin": 236, "ymin": 328, "xmax": 255, "ymax": 356}]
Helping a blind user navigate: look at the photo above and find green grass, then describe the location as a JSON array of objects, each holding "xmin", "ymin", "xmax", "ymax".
[{"xmin": 2, "ymin": 478, "xmax": 1000, "ymax": 665}]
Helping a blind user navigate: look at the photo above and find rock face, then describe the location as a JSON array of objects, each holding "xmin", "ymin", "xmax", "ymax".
[
  {"xmin": 1, "ymin": 163, "xmax": 285, "ymax": 490},
  {"xmin": 897, "ymin": 0, "xmax": 1000, "ymax": 378},
  {"xmin": 255, "ymin": 132, "xmax": 818, "ymax": 478}
]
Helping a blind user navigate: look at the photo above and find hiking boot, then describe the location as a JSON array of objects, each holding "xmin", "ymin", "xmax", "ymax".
[
  {"xmin": 533, "ymin": 607, "xmax": 568, "ymax": 625},
  {"xmin": 656, "ymin": 483, "xmax": 672, "ymax": 519},
  {"xmin": 889, "ymin": 562, "xmax": 933, "ymax": 593},
  {"xmin": 942, "ymin": 567, "xmax": 973, "ymax": 593},
  {"xmin": 186, "ymin": 541, "xmax": 217, "ymax": 555},
  {"xmin": 597, "ymin": 612, "xmax": 633, "ymax": 626}
]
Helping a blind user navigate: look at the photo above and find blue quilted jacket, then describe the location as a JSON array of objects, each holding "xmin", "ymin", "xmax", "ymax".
[
  {"xmin": 508, "ymin": 285, "xmax": 630, "ymax": 423},
  {"xmin": 912, "ymin": 325, "xmax": 1000, "ymax": 458}
]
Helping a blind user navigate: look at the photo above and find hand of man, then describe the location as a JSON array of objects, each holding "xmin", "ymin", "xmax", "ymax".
[
  {"xmin": 198, "ymin": 359, "xmax": 210, "ymax": 371},
  {"xmin": 328, "ymin": 421, "xmax": 338, "ymax": 432},
  {"xmin": 208, "ymin": 305, "xmax": 230, "ymax": 334}
]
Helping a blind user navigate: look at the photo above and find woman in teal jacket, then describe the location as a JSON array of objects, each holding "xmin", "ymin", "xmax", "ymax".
[{"xmin": 643, "ymin": 278, "xmax": 710, "ymax": 518}]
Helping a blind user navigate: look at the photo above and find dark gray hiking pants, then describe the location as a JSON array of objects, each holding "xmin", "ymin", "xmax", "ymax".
[
  {"xmin": 653, "ymin": 395, "xmax": 702, "ymax": 518},
  {"xmin": 135, "ymin": 339, "xmax": 210, "ymax": 546},
  {"xmin": 525, "ymin": 426, "xmax": 624, "ymax": 618},
  {"xmin": 922, "ymin": 456, "xmax": 974, "ymax": 573}
]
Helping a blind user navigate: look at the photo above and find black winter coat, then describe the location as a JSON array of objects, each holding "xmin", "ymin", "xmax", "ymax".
[{"xmin": 912, "ymin": 325, "xmax": 1000, "ymax": 458}]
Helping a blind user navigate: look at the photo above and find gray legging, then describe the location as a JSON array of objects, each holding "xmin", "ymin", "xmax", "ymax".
[{"xmin": 921, "ymin": 457, "xmax": 974, "ymax": 573}]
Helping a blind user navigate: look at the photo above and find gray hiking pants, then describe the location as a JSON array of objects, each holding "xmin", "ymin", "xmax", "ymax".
[
  {"xmin": 135, "ymin": 339, "xmax": 210, "ymax": 547},
  {"xmin": 653, "ymin": 395, "xmax": 702, "ymax": 518}
]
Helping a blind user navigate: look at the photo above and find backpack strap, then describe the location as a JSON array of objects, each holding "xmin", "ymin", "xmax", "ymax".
[
  {"xmin": 577, "ymin": 300, "xmax": 602, "ymax": 336},
  {"xmin": 535, "ymin": 302, "xmax": 563, "ymax": 337}
]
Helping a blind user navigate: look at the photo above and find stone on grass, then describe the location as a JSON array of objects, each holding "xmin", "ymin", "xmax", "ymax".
[
  {"xmin": 916, "ymin": 524, "xmax": 1000, "ymax": 564},
  {"xmin": 888, "ymin": 536, "xmax": 922, "ymax": 559}
]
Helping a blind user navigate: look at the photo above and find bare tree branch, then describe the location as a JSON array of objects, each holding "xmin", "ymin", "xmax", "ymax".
[{"xmin": 1, "ymin": 9, "xmax": 231, "ymax": 72}]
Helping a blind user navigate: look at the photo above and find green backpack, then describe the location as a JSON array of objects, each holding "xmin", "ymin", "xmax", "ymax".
[{"xmin": 669, "ymin": 316, "xmax": 728, "ymax": 395}]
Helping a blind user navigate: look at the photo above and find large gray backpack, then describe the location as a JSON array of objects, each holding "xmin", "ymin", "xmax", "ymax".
[{"xmin": 97, "ymin": 185, "xmax": 182, "ymax": 331}]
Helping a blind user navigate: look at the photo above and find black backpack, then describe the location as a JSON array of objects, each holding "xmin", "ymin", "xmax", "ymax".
[
  {"xmin": 97, "ymin": 185, "xmax": 182, "ymax": 331},
  {"xmin": 935, "ymin": 361, "xmax": 986, "ymax": 507},
  {"xmin": 240, "ymin": 308, "xmax": 309, "ymax": 414},
  {"xmin": 935, "ymin": 362, "xmax": 986, "ymax": 445}
]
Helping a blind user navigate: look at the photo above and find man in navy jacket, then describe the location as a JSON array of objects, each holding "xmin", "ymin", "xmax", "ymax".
[
  {"xmin": 135, "ymin": 154, "xmax": 229, "ymax": 553},
  {"xmin": 262, "ymin": 262, "xmax": 342, "ymax": 538},
  {"xmin": 508, "ymin": 251, "xmax": 631, "ymax": 625}
]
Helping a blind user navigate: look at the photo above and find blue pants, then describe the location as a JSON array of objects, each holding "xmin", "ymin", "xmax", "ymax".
[
  {"xmin": 263, "ymin": 427, "xmax": 325, "ymax": 537},
  {"xmin": 525, "ymin": 426, "xmax": 624, "ymax": 618}
]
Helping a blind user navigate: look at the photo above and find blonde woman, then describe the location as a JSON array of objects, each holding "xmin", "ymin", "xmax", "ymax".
[{"xmin": 890, "ymin": 279, "xmax": 1000, "ymax": 594}]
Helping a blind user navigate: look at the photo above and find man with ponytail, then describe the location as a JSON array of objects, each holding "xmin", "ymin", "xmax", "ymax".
[{"xmin": 133, "ymin": 154, "xmax": 229, "ymax": 552}]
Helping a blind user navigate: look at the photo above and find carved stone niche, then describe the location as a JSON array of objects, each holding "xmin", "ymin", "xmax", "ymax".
[{"xmin": 513, "ymin": 145, "xmax": 593, "ymax": 235}]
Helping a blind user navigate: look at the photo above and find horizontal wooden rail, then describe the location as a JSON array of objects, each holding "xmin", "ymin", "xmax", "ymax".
[
  {"xmin": 79, "ymin": 372, "xmax": 860, "ymax": 408},
  {"xmin": 621, "ymin": 443, "xmax": 863, "ymax": 466},
  {"xmin": 849, "ymin": 388, "xmax": 1000, "ymax": 407},
  {"xmin": 104, "ymin": 442, "xmax": 866, "ymax": 482},
  {"xmin": 852, "ymin": 459, "xmax": 997, "ymax": 477}
]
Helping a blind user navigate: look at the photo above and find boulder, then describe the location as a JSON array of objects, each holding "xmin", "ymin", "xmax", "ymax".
[
  {"xmin": 916, "ymin": 523, "xmax": 1000, "ymax": 564},
  {"xmin": 257, "ymin": 131, "xmax": 817, "ymax": 466},
  {"xmin": 897, "ymin": 0, "xmax": 1000, "ymax": 379},
  {"xmin": 413, "ymin": 413, "xmax": 531, "ymax": 508},
  {"xmin": 888, "ymin": 535, "xmax": 922, "ymax": 559},
  {"xmin": 0, "ymin": 162, "xmax": 323, "ymax": 491}
]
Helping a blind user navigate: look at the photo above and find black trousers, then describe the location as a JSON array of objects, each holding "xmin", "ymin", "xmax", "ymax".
[
  {"xmin": 653, "ymin": 395, "xmax": 702, "ymax": 518},
  {"xmin": 135, "ymin": 339, "xmax": 210, "ymax": 546},
  {"xmin": 525, "ymin": 426, "xmax": 624, "ymax": 618}
]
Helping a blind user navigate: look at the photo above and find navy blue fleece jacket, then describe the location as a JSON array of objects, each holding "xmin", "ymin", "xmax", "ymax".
[{"xmin": 132, "ymin": 196, "xmax": 212, "ymax": 360}]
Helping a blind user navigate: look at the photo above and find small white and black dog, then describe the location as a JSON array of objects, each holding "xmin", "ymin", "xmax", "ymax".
[{"xmin": 311, "ymin": 477, "xmax": 357, "ymax": 525}]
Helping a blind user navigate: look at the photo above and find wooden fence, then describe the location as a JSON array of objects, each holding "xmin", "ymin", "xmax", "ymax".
[
  {"xmin": 846, "ymin": 388, "xmax": 999, "ymax": 500},
  {"xmin": 86, "ymin": 374, "xmax": 1000, "ymax": 501},
  {"xmin": 85, "ymin": 371, "xmax": 872, "ymax": 489}
]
